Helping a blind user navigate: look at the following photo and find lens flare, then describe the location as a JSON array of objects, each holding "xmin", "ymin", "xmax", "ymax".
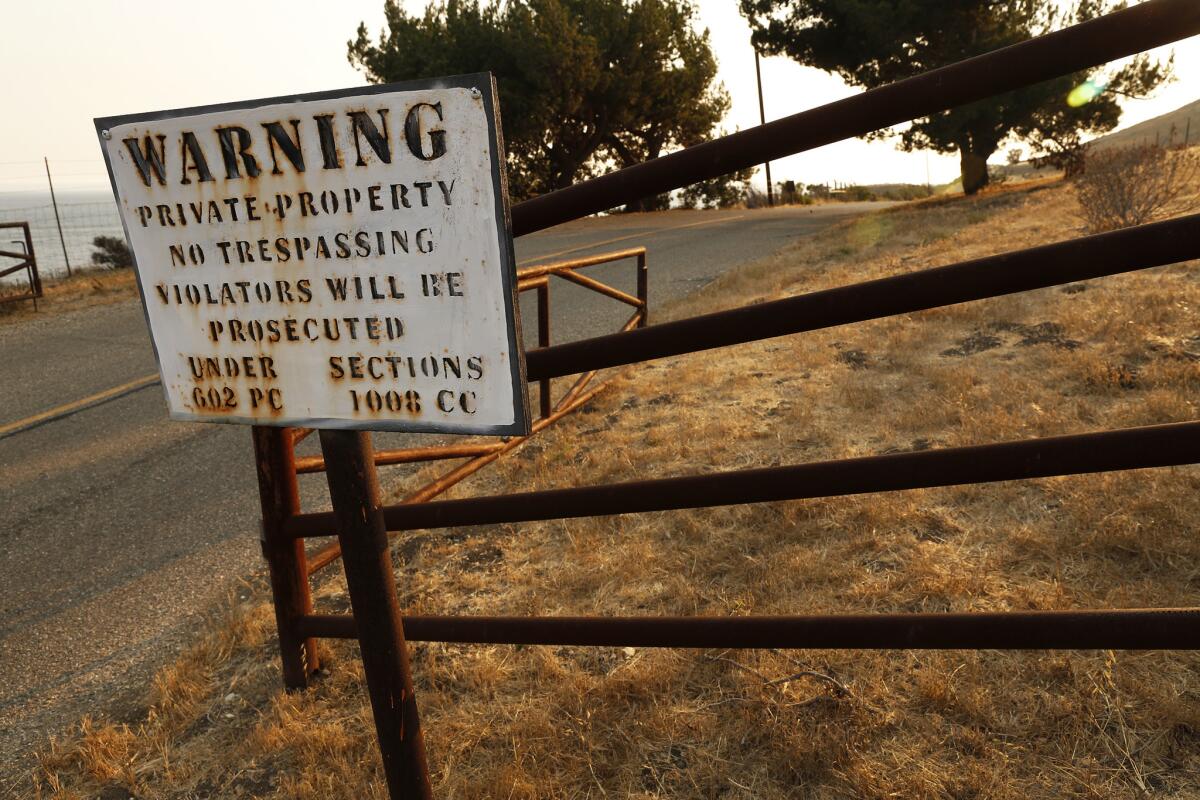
[{"xmin": 1067, "ymin": 78, "xmax": 1108, "ymax": 108}]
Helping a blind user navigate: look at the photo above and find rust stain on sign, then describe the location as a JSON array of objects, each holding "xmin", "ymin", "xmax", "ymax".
[{"xmin": 96, "ymin": 74, "xmax": 530, "ymax": 436}]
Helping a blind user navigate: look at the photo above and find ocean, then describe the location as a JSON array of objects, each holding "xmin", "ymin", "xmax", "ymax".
[{"xmin": 0, "ymin": 189, "xmax": 125, "ymax": 281}]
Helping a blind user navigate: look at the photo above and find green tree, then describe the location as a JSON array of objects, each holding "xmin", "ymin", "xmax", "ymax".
[
  {"xmin": 349, "ymin": 0, "xmax": 729, "ymax": 202},
  {"xmin": 679, "ymin": 163, "xmax": 756, "ymax": 209},
  {"xmin": 739, "ymin": 0, "xmax": 1171, "ymax": 194}
]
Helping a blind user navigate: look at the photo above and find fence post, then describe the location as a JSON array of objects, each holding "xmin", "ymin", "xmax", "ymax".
[
  {"xmin": 23, "ymin": 223, "xmax": 41, "ymax": 297},
  {"xmin": 319, "ymin": 428, "xmax": 432, "ymax": 799},
  {"xmin": 252, "ymin": 425, "xmax": 319, "ymax": 689},
  {"xmin": 43, "ymin": 157, "xmax": 71, "ymax": 277},
  {"xmin": 537, "ymin": 282, "xmax": 552, "ymax": 418},
  {"xmin": 754, "ymin": 49, "xmax": 775, "ymax": 208},
  {"xmin": 637, "ymin": 251, "xmax": 649, "ymax": 327}
]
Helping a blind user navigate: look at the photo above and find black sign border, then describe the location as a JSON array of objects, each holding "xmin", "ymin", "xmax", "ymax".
[{"xmin": 95, "ymin": 72, "xmax": 532, "ymax": 437}]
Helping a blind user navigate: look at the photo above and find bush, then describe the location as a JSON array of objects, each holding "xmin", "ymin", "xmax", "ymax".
[
  {"xmin": 1074, "ymin": 143, "xmax": 1199, "ymax": 233},
  {"xmin": 91, "ymin": 235, "xmax": 132, "ymax": 268}
]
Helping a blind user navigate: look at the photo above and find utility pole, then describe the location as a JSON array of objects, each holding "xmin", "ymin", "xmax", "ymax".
[
  {"xmin": 754, "ymin": 48, "xmax": 774, "ymax": 207},
  {"xmin": 44, "ymin": 157, "xmax": 71, "ymax": 277}
]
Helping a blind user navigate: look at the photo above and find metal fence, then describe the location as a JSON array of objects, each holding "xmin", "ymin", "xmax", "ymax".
[
  {"xmin": 0, "ymin": 200, "xmax": 123, "ymax": 278},
  {"xmin": 250, "ymin": 1, "xmax": 1200, "ymax": 796},
  {"xmin": 255, "ymin": 247, "xmax": 649, "ymax": 687},
  {"xmin": 0, "ymin": 222, "xmax": 41, "ymax": 308}
]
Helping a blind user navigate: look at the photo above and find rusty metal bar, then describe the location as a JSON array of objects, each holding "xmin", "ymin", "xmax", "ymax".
[
  {"xmin": 318, "ymin": 429, "xmax": 432, "ymax": 799},
  {"xmin": 290, "ymin": 427, "xmax": 315, "ymax": 445},
  {"xmin": 406, "ymin": 382, "xmax": 608, "ymax": 503},
  {"xmin": 517, "ymin": 247, "xmax": 647, "ymax": 280},
  {"xmin": 294, "ymin": 442, "xmax": 505, "ymax": 476},
  {"xmin": 302, "ymin": 267, "xmax": 644, "ymax": 573},
  {"xmin": 305, "ymin": 380, "xmax": 613, "ymax": 573},
  {"xmin": 510, "ymin": 0, "xmax": 1200, "ymax": 235},
  {"xmin": 295, "ymin": 608, "xmax": 1200, "ymax": 650},
  {"xmin": 252, "ymin": 426, "xmax": 318, "ymax": 689},
  {"xmin": 0, "ymin": 223, "xmax": 41, "ymax": 310},
  {"xmin": 555, "ymin": 269, "xmax": 644, "ymax": 308},
  {"xmin": 296, "ymin": 246, "xmax": 644, "ymax": 477},
  {"xmin": 19, "ymin": 223, "xmax": 39, "ymax": 297},
  {"xmin": 636, "ymin": 251, "xmax": 648, "ymax": 327},
  {"xmin": 286, "ymin": 420, "xmax": 1200, "ymax": 539},
  {"xmin": 537, "ymin": 281, "xmax": 552, "ymax": 419},
  {"xmin": 526, "ymin": 213, "xmax": 1200, "ymax": 381},
  {"xmin": 548, "ymin": 310, "xmax": 640, "ymax": 411},
  {"xmin": 517, "ymin": 275, "xmax": 549, "ymax": 292}
]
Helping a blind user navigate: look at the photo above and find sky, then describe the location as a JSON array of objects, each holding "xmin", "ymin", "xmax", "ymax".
[{"xmin": 0, "ymin": 0, "xmax": 1196, "ymax": 195}]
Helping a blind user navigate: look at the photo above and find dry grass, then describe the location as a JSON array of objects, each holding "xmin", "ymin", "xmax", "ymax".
[
  {"xmin": 0, "ymin": 267, "xmax": 137, "ymax": 325},
  {"xmin": 28, "ymin": 175, "xmax": 1200, "ymax": 799}
]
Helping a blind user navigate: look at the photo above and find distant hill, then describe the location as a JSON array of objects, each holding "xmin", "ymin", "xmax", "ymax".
[
  {"xmin": 983, "ymin": 98, "xmax": 1200, "ymax": 189},
  {"xmin": 1090, "ymin": 98, "xmax": 1200, "ymax": 151}
]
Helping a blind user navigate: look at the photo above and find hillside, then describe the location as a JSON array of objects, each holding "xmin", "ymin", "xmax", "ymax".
[
  {"xmin": 1092, "ymin": 98, "xmax": 1200, "ymax": 151},
  {"xmin": 30, "ymin": 179, "xmax": 1200, "ymax": 798}
]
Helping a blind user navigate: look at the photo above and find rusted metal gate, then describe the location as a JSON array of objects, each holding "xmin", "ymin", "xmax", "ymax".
[
  {"xmin": 255, "ymin": 246, "xmax": 649, "ymax": 687},
  {"xmin": 0, "ymin": 222, "xmax": 41, "ymax": 309},
  {"xmin": 253, "ymin": 1, "xmax": 1200, "ymax": 795}
]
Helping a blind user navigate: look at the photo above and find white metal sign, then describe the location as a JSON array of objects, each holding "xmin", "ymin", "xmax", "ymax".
[{"xmin": 96, "ymin": 74, "xmax": 530, "ymax": 436}]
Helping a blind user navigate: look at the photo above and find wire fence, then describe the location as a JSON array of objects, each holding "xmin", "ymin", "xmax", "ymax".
[{"xmin": 0, "ymin": 200, "xmax": 124, "ymax": 279}]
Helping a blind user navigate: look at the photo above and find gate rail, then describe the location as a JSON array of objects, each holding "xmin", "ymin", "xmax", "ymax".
[
  {"xmin": 255, "ymin": 246, "xmax": 648, "ymax": 684},
  {"xmin": 0, "ymin": 222, "xmax": 41, "ymax": 310},
  {"xmin": 252, "ymin": 0, "xmax": 1200, "ymax": 794}
]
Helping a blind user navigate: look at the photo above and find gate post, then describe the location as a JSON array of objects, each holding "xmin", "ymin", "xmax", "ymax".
[
  {"xmin": 636, "ymin": 250, "xmax": 648, "ymax": 327},
  {"xmin": 537, "ymin": 281, "xmax": 552, "ymax": 418},
  {"xmin": 252, "ymin": 425, "xmax": 319, "ymax": 689},
  {"xmin": 319, "ymin": 428, "xmax": 433, "ymax": 799}
]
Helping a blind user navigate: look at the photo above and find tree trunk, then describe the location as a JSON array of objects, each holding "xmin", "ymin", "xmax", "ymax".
[{"xmin": 959, "ymin": 149, "xmax": 990, "ymax": 195}]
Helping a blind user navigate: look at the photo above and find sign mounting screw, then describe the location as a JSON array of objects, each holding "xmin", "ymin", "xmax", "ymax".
[
  {"xmin": 101, "ymin": 129, "xmax": 111, "ymax": 140},
  {"xmin": 470, "ymin": 87, "xmax": 481, "ymax": 99}
]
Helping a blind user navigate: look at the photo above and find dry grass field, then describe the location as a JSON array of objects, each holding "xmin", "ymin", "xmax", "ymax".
[
  {"xmin": 29, "ymin": 172, "xmax": 1200, "ymax": 799},
  {"xmin": 0, "ymin": 268, "xmax": 136, "ymax": 325}
]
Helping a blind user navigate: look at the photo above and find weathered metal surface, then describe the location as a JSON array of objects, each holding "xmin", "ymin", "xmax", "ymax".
[
  {"xmin": 304, "ymin": 378, "xmax": 615, "ymax": 573},
  {"xmin": 296, "ymin": 609, "xmax": 1200, "ymax": 650},
  {"xmin": 96, "ymin": 74, "xmax": 530, "ymax": 436},
  {"xmin": 636, "ymin": 251, "xmax": 648, "ymax": 327},
  {"xmin": 293, "ymin": 442, "xmax": 504, "ymax": 475},
  {"xmin": 556, "ymin": 269, "xmax": 643, "ymax": 308},
  {"xmin": 515, "ymin": 246, "xmax": 647, "ymax": 280},
  {"xmin": 0, "ymin": 222, "xmax": 41, "ymax": 309},
  {"xmin": 285, "ymin": 420, "xmax": 1200, "ymax": 539},
  {"xmin": 526, "ymin": 212, "xmax": 1200, "ymax": 381},
  {"xmin": 318, "ymin": 429, "xmax": 432, "ymax": 798},
  {"xmin": 536, "ymin": 281, "xmax": 552, "ymax": 418},
  {"xmin": 252, "ymin": 426, "xmax": 318, "ymax": 688},
  {"xmin": 288, "ymin": 246, "xmax": 648, "ymax": 478},
  {"xmin": 293, "ymin": 248, "xmax": 647, "ymax": 575},
  {"xmin": 510, "ymin": 0, "xmax": 1200, "ymax": 235}
]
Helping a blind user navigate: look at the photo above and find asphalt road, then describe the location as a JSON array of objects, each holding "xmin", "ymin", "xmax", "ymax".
[{"xmin": 0, "ymin": 202, "xmax": 888, "ymax": 786}]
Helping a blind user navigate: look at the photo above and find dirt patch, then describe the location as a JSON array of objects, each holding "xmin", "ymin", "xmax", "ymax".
[
  {"xmin": 992, "ymin": 320, "xmax": 1081, "ymax": 350},
  {"xmin": 943, "ymin": 320, "xmax": 1080, "ymax": 357},
  {"xmin": 835, "ymin": 347, "xmax": 872, "ymax": 369},
  {"xmin": 941, "ymin": 331, "xmax": 1002, "ymax": 357}
]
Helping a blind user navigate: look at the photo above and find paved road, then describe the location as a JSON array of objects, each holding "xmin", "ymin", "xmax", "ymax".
[{"xmin": 0, "ymin": 202, "xmax": 887, "ymax": 786}]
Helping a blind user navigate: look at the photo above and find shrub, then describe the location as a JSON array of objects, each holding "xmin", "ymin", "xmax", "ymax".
[
  {"xmin": 91, "ymin": 235, "xmax": 132, "ymax": 268},
  {"xmin": 1074, "ymin": 143, "xmax": 1199, "ymax": 233}
]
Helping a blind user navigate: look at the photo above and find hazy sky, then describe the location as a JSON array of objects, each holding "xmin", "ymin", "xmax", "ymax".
[{"xmin": 0, "ymin": 0, "xmax": 1195, "ymax": 193}]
